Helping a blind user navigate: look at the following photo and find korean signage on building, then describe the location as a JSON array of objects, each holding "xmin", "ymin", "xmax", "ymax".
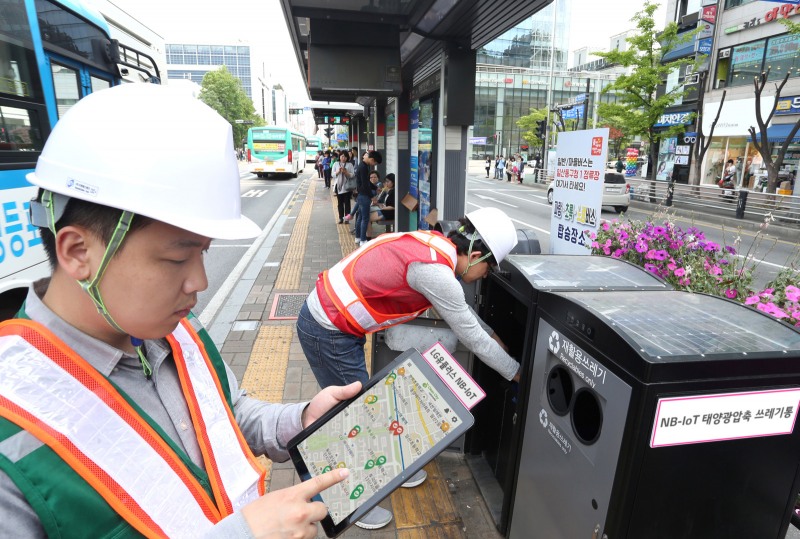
[
  {"xmin": 775, "ymin": 95, "xmax": 800, "ymax": 116},
  {"xmin": 654, "ymin": 111, "xmax": 693, "ymax": 127},
  {"xmin": 549, "ymin": 128, "xmax": 608, "ymax": 255},
  {"xmin": 724, "ymin": 2, "xmax": 800, "ymax": 34}
]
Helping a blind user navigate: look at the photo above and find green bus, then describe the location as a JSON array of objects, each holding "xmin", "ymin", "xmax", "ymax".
[{"xmin": 247, "ymin": 127, "xmax": 306, "ymax": 178}]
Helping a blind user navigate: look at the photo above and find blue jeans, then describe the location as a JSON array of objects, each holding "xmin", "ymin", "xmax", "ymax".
[
  {"xmin": 355, "ymin": 194, "xmax": 371, "ymax": 242},
  {"xmin": 297, "ymin": 301, "xmax": 368, "ymax": 389}
]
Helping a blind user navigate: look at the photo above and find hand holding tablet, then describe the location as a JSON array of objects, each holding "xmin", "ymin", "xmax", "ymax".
[{"xmin": 289, "ymin": 346, "xmax": 485, "ymax": 537}]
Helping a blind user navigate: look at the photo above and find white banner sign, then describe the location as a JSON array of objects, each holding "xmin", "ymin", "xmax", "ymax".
[
  {"xmin": 650, "ymin": 388, "xmax": 800, "ymax": 448},
  {"xmin": 422, "ymin": 342, "xmax": 486, "ymax": 409},
  {"xmin": 549, "ymin": 129, "xmax": 609, "ymax": 254}
]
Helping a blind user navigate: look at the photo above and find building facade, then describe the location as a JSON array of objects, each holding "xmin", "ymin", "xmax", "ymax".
[{"xmin": 656, "ymin": 0, "xmax": 800, "ymax": 188}]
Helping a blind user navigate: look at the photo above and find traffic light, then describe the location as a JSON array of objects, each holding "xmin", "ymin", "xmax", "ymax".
[
  {"xmin": 535, "ymin": 119, "xmax": 547, "ymax": 139},
  {"xmin": 324, "ymin": 127, "xmax": 334, "ymax": 139}
]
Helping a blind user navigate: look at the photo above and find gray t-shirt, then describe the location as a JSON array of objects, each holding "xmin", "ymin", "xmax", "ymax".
[
  {"xmin": 307, "ymin": 261, "xmax": 520, "ymax": 381},
  {"xmin": 0, "ymin": 280, "xmax": 305, "ymax": 538}
]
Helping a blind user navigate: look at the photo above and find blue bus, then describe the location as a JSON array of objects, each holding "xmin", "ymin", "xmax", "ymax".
[
  {"xmin": 0, "ymin": 0, "xmax": 160, "ymax": 317},
  {"xmin": 247, "ymin": 127, "xmax": 306, "ymax": 178}
]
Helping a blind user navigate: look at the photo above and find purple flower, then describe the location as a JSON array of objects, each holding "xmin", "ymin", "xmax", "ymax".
[
  {"xmin": 653, "ymin": 250, "xmax": 668, "ymax": 261},
  {"xmin": 724, "ymin": 245, "xmax": 737, "ymax": 255},
  {"xmin": 635, "ymin": 240, "xmax": 648, "ymax": 253},
  {"xmin": 612, "ymin": 249, "xmax": 623, "ymax": 258},
  {"xmin": 644, "ymin": 263, "xmax": 659, "ymax": 274}
]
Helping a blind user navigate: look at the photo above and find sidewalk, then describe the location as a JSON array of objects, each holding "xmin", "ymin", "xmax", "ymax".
[{"xmin": 216, "ymin": 170, "xmax": 501, "ymax": 538}]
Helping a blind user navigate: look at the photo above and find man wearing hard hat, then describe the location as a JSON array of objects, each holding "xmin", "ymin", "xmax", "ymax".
[
  {"xmin": 0, "ymin": 84, "xmax": 357, "ymax": 539},
  {"xmin": 297, "ymin": 206, "xmax": 521, "ymax": 529}
]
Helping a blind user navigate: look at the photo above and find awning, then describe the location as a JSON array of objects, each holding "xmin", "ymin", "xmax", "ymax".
[{"xmin": 750, "ymin": 123, "xmax": 800, "ymax": 143}]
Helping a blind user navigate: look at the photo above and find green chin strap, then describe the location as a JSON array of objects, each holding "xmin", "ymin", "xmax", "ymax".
[
  {"xmin": 457, "ymin": 225, "xmax": 493, "ymax": 277},
  {"xmin": 40, "ymin": 191, "xmax": 153, "ymax": 379}
]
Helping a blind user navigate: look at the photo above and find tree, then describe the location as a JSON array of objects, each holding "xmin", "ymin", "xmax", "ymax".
[
  {"xmin": 598, "ymin": 108, "xmax": 633, "ymax": 159},
  {"xmin": 594, "ymin": 1, "xmax": 699, "ymax": 181},
  {"xmin": 689, "ymin": 70, "xmax": 726, "ymax": 185},
  {"xmin": 779, "ymin": 18, "xmax": 800, "ymax": 35},
  {"xmin": 199, "ymin": 67, "xmax": 262, "ymax": 146},
  {"xmin": 748, "ymin": 69, "xmax": 800, "ymax": 193},
  {"xmin": 516, "ymin": 107, "xmax": 548, "ymax": 149}
]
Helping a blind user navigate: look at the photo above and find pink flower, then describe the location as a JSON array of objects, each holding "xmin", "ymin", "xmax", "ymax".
[
  {"xmin": 635, "ymin": 240, "xmax": 648, "ymax": 253},
  {"xmin": 725, "ymin": 289, "xmax": 738, "ymax": 299},
  {"xmin": 709, "ymin": 265, "xmax": 722, "ymax": 276},
  {"xmin": 646, "ymin": 249, "xmax": 657, "ymax": 259},
  {"xmin": 745, "ymin": 295, "xmax": 761, "ymax": 305},
  {"xmin": 591, "ymin": 241, "xmax": 600, "ymax": 249},
  {"xmin": 674, "ymin": 267, "xmax": 686, "ymax": 277},
  {"xmin": 757, "ymin": 302, "xmax": 788, "ymax": 319},
  {"xmin": 760, "ymin": 288, "xmax": 774, "ymax": 297},
  {"xmin": 601, "ymin": 222, "xmax": 610, "ymax": 231},
  {"xmin": 612, "ymin": 249, "xmax": 623, "ymax": 258},
  {"xmin": 667, "ymin": 262, "xmax": 677, "ymax": 271},
  {"xmin": 786, "ymin": 285, "xmax": 800, "ymax": 302}
]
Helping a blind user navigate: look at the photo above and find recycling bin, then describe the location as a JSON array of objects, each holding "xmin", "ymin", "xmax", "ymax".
[
  {"xmin": 509, "ymin": 290, "xmax": 800, "ymax": 539},
  {"xmin": 466, "ymin": 255, "xmax": 672, "ymax": 534}
]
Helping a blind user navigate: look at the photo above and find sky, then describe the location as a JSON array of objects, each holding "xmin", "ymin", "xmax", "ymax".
[{"xmin": 110, "ymin": 0, "xmax": 667, "ymax": 105}]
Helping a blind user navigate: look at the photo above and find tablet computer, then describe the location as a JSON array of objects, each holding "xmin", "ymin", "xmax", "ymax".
[{"xmin": 288, "ymin": 347, "xmax": 477, "ymax": 537}]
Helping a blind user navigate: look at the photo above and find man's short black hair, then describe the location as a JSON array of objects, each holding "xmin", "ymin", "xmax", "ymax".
[
  {"xmin": 37, "ymin": 190, "xmax": 153, "ymax": 270},
  {"xmin": 368, "ymin": 150, "xmax": 382, "ymax": 164}
]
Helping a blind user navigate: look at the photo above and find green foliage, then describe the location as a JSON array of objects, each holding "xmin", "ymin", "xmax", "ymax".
[
  {"xmin": 516, "ymin": 107, "xmax": 549, "ymax": 147},
  {"xmin": 779, "ymin": 18, "xmax": 800, "ymax": 34},
  {"xmin": 199, "ymin": 67, "xmax": 262, "ymax": 145},
  {"xmin": 594, "ymin": 2, "xmax": 700, "ymax": 159}
]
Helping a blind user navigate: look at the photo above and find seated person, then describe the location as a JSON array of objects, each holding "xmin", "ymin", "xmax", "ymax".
[{"xmin": 368, "ymin": 173, "xmax": 395, "ymax": 238}]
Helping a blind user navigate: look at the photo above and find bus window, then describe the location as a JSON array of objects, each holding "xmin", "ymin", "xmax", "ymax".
[
  {"xmin": 0, "ymin": 105, "xmax": 45, "ymax": 152},
  {"xmin": 50, "ymin": 62, "xmax": 80, "ymax": 118},
  {"xmin": 91, "ymin": 75, "xmax": 111, "ymax": 93}
]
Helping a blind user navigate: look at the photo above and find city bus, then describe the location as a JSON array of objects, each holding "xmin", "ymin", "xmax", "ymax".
[
  {"xmin": 305, "ymin": 134, "xmax": 323, "ymax": 163},
  {"xmin": 0, "ymin": 0, "xmax": 160, "ymax": 318},
  {"xmin": 248, "ymin": 127, "xmax": 307, "ymax": 178}
]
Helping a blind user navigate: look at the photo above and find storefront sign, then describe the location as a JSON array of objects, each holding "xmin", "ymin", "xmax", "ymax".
[
  {"xmin": 550, "ymin": 128, "xmax": 608, "ymax": 255},
  {"xmin": 696, "ymin": 38, "xmax": 713, "ymax": 55},
  {"xmin": 702, "ymin": 97, "xmax": 775, "ymax": 136},
  {"xmin": 724, "ymin": 2, "xmax": 800, "ymax": 34},
  {"xmin": 654, "ymin": 112, "xmax": 693, "ymax": 127},
  {"xmin": 775, "ymin": 95, "xmax": 800, "ymax": 116},
  {"xmin": 701, "ymin": 5, "xmax": 717, "ymax": 23},
  {"xmin": 468, "ymin": 137, "xmax": 487, "ymax": 145}
]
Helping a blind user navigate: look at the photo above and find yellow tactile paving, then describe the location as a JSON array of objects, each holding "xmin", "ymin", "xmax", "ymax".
[
  {"xmin": 241, "ymin": 325, "xmax": 293, "ymax": 401},
  {"xmin": 331, "ymin": 192, "xmax": 359, "ymax": 258},
  {"xmin": 240, "ymin": 325, "xmax": 293, "ymax": 485},
  {"xmin": 274, "ymin": 180, "xmax": 316, "ymax": 290}
]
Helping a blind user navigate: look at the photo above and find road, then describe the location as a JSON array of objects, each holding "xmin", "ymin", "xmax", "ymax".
[{"xmin": 465, "ymin": 173, "xmax": 799, "ymax": 292}]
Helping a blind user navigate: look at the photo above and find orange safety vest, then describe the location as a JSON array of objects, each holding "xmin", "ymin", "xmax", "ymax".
[
  {"xmin": 317, "ymin": 231, "xmax": 458, "ymax": 336},
  {"xmin": 0, "ymin": 318, "xmax": 265, "ymax": 538}
]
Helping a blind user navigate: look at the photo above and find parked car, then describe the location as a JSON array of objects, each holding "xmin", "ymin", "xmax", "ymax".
[{"xmin": 547, "ymin": 171, "xmax": 630, "ymax": 213}]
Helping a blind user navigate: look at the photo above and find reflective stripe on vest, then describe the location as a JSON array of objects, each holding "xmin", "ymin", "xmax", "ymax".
[
  {"xmin": 0, "ymin": 319, "xmax": 263, "ymax": 539},
  {"xmin": 167, "ymin": 320, "xmax": 264, "ymax": 514},
  {"xmin": 324, "ymin": 231, "xmax": 458, "ymax": 334}
]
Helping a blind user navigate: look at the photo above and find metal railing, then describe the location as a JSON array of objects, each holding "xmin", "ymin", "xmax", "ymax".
[{"xmin": 627, "ymin": 179, "xmax": 800, "ymax": 228}]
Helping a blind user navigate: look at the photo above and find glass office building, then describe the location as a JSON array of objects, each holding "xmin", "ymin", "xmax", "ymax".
[{"xmin": 165, "ymin": 44, "xmax": 252, "ymax": 97}]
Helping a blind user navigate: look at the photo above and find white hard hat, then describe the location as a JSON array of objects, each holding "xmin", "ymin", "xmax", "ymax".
[
  {"xmin": 466, "ymin": 207, "xmax": 518, "ymax": 264},
  {"xmin": 27, "ymin": 83, "xmax": 260, "ymax": 240}
]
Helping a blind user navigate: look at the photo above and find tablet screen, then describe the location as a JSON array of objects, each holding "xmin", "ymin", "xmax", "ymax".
[{"xmin": 294, "ymin": 351, "xmax": 471, "ymax": 526}]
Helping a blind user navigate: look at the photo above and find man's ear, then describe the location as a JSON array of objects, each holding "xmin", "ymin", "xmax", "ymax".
[
  {"xmin": 469, "ymin": 250, "xmax": 483, "ymax": 263},
  {"xmin": 54, "ymin": 226, "xmax": 95, "ymax": 281}
]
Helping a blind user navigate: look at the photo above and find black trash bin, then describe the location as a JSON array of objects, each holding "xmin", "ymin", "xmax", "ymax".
[
  {"xmin": 509, "ymin": 290, "xmax": 800, "ymax": 538},
  {"xmin": 467, "ymin": 254, "xmax": 672, "ymax": 534}
]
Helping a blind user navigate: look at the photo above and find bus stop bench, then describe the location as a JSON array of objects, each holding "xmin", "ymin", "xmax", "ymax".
[{"xmin": 375, "ymin": 220, "xmax": 394, "ymax": 233}]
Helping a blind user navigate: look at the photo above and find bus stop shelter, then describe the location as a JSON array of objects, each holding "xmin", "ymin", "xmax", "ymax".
[{"xmin": 279, "ymin": 0, "xmax": 553, "ymax": 231}]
